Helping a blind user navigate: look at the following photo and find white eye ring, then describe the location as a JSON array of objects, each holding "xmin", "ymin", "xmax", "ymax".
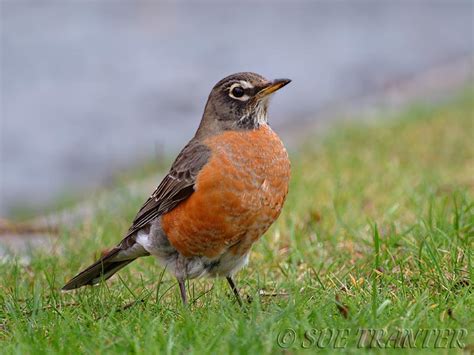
[{"xmin": 229, "ymin": 83, "xmax": 250, "ymax": 101}]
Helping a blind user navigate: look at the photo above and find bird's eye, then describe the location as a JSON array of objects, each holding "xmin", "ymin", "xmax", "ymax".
[{"xmin": 231, "ymin": 86, "xmax": 245, "ymax": 98}]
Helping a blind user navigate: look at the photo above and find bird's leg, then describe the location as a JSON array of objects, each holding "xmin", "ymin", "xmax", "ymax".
[
  {"xmin": 178, "ymin": 279, "xmax": 187, "ymax": 305},
  {"xmin": 226, "ymin": 276, "xmax": 243, "ymax": 306}
]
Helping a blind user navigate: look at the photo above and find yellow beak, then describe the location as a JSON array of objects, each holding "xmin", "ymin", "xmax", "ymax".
[{"xmin": 257, "ymin": 78, "xmax": 292, "ymax": 98}]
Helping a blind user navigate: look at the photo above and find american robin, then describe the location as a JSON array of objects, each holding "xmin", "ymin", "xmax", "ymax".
[{"xmin": 62, "ymin": 72, "xmax": 291, "ymax": 305}]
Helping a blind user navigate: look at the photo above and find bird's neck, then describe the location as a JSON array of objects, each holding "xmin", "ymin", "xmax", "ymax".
[{"xmin": 195, "ymin": 98, "xmax": 268, "ymax": 140}]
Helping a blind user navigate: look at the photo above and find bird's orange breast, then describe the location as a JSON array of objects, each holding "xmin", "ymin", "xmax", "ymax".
[{"xmin": 161, "ymin": 124, "xmax": 291, "ymax": 258}]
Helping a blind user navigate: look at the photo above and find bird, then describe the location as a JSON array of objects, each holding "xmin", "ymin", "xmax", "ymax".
[{"xmin": 62, "ymin": 72, "xmax": 291, "ymax": 305}]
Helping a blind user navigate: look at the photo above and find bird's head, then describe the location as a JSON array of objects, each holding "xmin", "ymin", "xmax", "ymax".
[{"xmin": 196, "ymin": 72, "xmax": 291, "ymax": 137}]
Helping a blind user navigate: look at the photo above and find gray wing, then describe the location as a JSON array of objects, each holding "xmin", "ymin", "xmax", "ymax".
[
  {"xmin": 125, "ymin": 140, "xmax": 211, "ymax": 238},
  {"xmin": 62, "ymin": 140, "xmax": 211, "ymax": 290}
]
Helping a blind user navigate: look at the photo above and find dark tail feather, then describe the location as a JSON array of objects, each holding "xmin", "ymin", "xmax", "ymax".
[{"xmin": 62, "ymin": 248, "xmax": 137, "ymax": 291}]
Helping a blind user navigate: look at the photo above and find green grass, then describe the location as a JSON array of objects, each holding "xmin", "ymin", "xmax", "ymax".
[{"xmin": 1, "ymin": 89, "xmax": 473, "ymax": 353}]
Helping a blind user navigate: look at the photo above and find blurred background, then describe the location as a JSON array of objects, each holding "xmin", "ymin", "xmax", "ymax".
[{"xmin": 1, "ymin": 0, "xmax": 473, "ymax": 217}]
